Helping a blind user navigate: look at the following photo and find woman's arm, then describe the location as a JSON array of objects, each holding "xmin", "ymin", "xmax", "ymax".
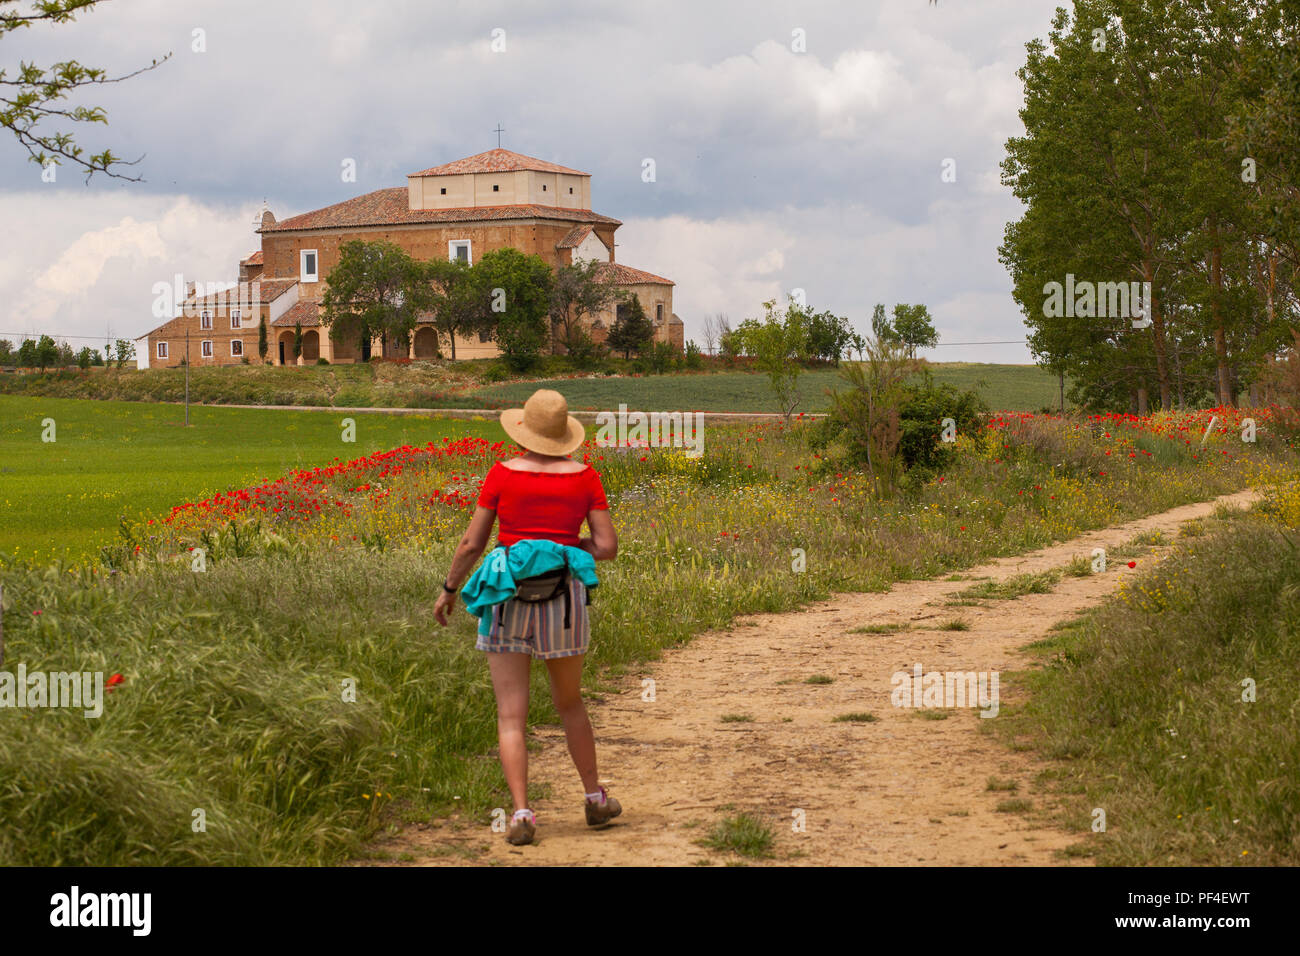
[
  {"xmin": 579, "ymin": 508, "xmax": 618, "ymax": 561},
  {"xmin": 433, "ymin": 506, "xmax": 496, "ymax": 626}
]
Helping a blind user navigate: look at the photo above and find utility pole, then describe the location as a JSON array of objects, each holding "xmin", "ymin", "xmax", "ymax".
[{"xmin": 185, "ymin": 328, "xmax": 190, "ymax": 426}]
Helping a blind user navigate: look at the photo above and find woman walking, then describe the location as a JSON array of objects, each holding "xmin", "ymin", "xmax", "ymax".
[{"xmin": 433, "ymin": 389, "xmax": 620, "ymax": 846}]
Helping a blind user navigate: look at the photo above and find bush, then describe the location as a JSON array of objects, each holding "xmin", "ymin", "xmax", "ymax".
[
  {"xmin": 897, "ymin": 375, "xmax": 987, "ymax": 476},
  {"xmin": 316, "ymin": 358, "xmax": 329, "ymax": 366},
  {"xmin": 684, "ymin": 341, "xmax": 704, "ymax": 370},
  {"xmin": 647, "ymin": 341, "xmax": 678, "ymax": 375}
]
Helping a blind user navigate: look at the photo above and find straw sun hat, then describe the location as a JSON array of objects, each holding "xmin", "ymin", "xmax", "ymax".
[{"xmin": 500, "ymin": 389, "xmax": 586, "ymax": 457}]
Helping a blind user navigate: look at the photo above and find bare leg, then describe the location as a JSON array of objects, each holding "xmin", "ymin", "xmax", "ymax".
[
  {"xmin": 545, "ymin": 654, "xmax": 599, "ymax": 793},
  {"xmin": 486, "ymin": 652, "xmax": 532, "ymax": 811}
]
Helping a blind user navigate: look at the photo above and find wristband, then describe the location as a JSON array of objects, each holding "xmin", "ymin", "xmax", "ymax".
[{"xmin": 442, "ymin": 580, "xmax": 457, "ymax": 594}]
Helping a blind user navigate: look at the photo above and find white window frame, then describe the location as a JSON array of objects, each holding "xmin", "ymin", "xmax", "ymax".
[
  {"xmin": 230, "ymin": 339, "xmax": 244, "ymax": 357},
  {"xmin": 201, "ymin": 340, "xmax": 213, "ymax": 358},
  {"xmin": 231, "ymin": 309, "xmax": 241, "ymax": 330},
  {"xmin": 448, "ymin": 240, "xmax": 472, "ymax": 265},
  {"xmin": 156, "ymin": 342, "xmax": 168, "ymax": 359},
  {"xmin": 300, "ymin": 249, "xmax": 319, "ymax": 283},
  {"xmin": 200, "ymin": 311, "xmax": 212, "ymax": 330}
]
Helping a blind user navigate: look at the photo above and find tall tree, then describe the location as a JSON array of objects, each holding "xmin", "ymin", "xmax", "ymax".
[
  {"xmin": 321, "ymin": 240, "xmax": 430, "ymax": 360},
  {"xmin": 472, "ymin": 247, "xmax": 553, "ymax": 371},
  {"xmin": 607, "ymin": 294, "xmax": 653, "ymax": 359},
  {"xmin": 549, "ymin": 259, "xmax": 621, "ymax": 354}
]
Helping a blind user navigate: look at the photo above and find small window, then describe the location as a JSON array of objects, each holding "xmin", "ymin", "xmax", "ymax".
[
  {"xmin": 157, "ymin": 342, "xmax": 168, "ymax": 359},
  {"xmin": 449, "ymin": 240, "xmax": 471, "ymax": 265},
  {"xmin": 230, "ymin": 340, "xmax": 243, "ymax": 357},
  {"xmin": 201, "ymin": 311, "xmax": 212, "ymax": 330},
  {"xmin": 301, "ymin": 249, "xmax": 318, "ymax": 282},
  {"xmin": 231, "ymin": 310, "xmax": 241, "ymax": 330},
  {"xmin": 478, "ymin": 330, "xmax": 490, "ymax": 343},
  {"xmin": 492, "ymin": 184, "xmax": 499, "ymax": 192},
  {"xmin": 569, "ymin": 187, "xmax": 574, "ymax": 194},
  {"xmin": 201, "ymin": 340, "xmax": 213, "ymax": 358},
  {"xmin": 542, "ymin": 184, "xmax": 547, "ymax": 191},
  {"xmin": 440, "ymin": 187, "xmax": 446, "ymax": 195},
  {"xmin": 656, "ymin": 304, "xmax": 664, "ymax": 323}
]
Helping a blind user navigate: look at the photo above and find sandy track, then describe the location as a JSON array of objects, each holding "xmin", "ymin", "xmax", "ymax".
[{"xmin": 364, "ymin": 490, "xmax": 1258, "ymax": 867}]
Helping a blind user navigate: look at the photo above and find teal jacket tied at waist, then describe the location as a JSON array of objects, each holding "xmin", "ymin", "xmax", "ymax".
[{"xmin": 461, "ymin": 539, "xmax": 599, "ymax": 636}]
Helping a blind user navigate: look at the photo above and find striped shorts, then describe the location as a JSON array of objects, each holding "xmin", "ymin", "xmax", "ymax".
[{"xmin": 475, "ymin": 577, "xmax": 591, "ymax": 659}]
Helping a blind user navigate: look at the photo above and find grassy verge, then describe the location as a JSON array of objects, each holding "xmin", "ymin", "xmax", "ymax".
[{"xmin": 992, "ymin": 500, "xmax": 1300, "ymax": 865}]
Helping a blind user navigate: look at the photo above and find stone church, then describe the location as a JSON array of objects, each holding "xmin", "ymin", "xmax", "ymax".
[{"xmin": 137, "ymin": 148, "xmax": 682, "ymax": 367}]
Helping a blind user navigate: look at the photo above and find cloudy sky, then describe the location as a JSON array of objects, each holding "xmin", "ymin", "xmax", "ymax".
[{"xmin": 0, "ymin": 0, "xmax": 1066, "ymax": 363}]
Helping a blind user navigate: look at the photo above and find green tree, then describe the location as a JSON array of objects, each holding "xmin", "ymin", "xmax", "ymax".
[
  {"xmin": 35, "ymin": 334, "xmax": 58, "ymax": 370},
  {"xmin": 423, "ymin": 258, "xmax": 483, "ymax": 360},
  {"xmin": 871, "ymin": 303, "xmax": 900, "ymax": 346},
  {"xmin": 0, "ymin": 339, "xmax": 13, "ymax": 365},
  {"xmin": 607, "ymin": 294, "xmax": 653, "ymax": 359},
  {"xmin": 321, "ymin": 240, "xmax": 430, "ymax": 360},
  {"xmin": 257, "ymin": 315, "xmax": 268, "ymax": 362},
  {"xmin": 550, "ymin": 259, "xmax": 621, "ymax": 355},
  {"xmin": 805, "ymin": 308, "xmax": 854, "ymax": 363},
  {"xmin": 0, "ymin": 0, "xmax": 169, "ymax": 182},
  {"xmin": 292, "ymin": 321, "xmax": 303, "ymax": 361},
  {"xmin": 473, "ymin": 247, "xmax": 553, "ymax": 372},
  {"xmin": 890, "ymin": 304, "xmax": 939, "ymax": 358},
  {"xmin": 733, "ymin": 297, "xmax": 810, "ymax": 420},
  {"xmin": 112, "ymin": 337, "xmax": 133, "ymax": 370},
  {"xmin": 76, "ymin": 345, "xmax": 93, "ymax": 369},
  {"xmin": 16, "ymin": 338, "xmax": 36, "ymax": 368}
]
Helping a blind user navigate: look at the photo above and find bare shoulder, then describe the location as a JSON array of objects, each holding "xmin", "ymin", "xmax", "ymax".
[{"xmin": 501, "ymin": 456, "xmax": 588, "ymax": 474}]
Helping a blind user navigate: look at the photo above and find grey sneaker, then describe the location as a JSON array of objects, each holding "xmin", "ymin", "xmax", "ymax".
[{"xmin": 584, "ymin": 786, "xmax": 622, "ymax": 827}]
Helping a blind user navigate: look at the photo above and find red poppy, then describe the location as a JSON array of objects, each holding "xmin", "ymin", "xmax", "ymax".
[
  {"xmin": 1127, "ymin": 561, "xmax": 1136, "ymax": 569},
  {"xmin": 106, "ymin": 673, "xmax": 125, "ymax": 691}
]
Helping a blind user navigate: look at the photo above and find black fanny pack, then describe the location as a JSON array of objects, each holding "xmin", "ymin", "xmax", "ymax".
[
  {"xmin": 497, "ymin": 544, "xmax": 590, "ymax": 630},
  {"xmin": 512, "ymin": 567, "xmax": 569, "ymax": 603}
]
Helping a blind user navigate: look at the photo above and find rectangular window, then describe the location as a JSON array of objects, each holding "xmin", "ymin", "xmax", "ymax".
[
  {"xmin": 656, "ymin": 304, "xmax": 664, "ymax": 323},
  {"xmin": 493, "ymin": 184, "xmax": 499, "ymax": 192},
  {"xmin": 230, "ymin": 339, "xmax": 243, "ymax": 357},
  {"xmin": 231, "ymin": 310, "xmax": 241, "ymax": 330},
  {"xmin": 542, "ymin": 184, "xmax": 547, "ymax": 191},
  {"xmin": 440, "ymin": 187, "xmax": 446, "ymax": 195},
  {"xmin": 569, "ymin": 187, "xmax": 574, "ymax": 194},
  {"xmin": 201, "ymin": 340, "xmax": 213, "ymax": 358},
  {"xmin": 157, "ymin": 342, "xmax": 168, "ymax": 359},
  {"xmin": 301, "ymin": 249, "xmax": 318, "ymax": 282},
  {"xmin": 201, "ymin": 311, "xmax": 212, "ymax": 330},
  {"xmin": 449, "ymin": 240, "xmax": 471, "ymax": 265}
]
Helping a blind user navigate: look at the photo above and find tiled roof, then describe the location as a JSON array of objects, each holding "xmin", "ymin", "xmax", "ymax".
[
  {"xmin": 556, "ymin": 225, "xmax": 594, "ymax": 249},
  {"xmin": 595, "ymin": 262, "xmax": 674, "ymax": 286},
  {"xmin": 184, "ymin": 278, "xmax": 297, "ymax": 308},
  {"xmin": 241, "ymin": 250, "xmax": 263, "ymax": 265},
  {"xmin": 260, "ymin": 188, "xmax": 620, "ymax": 233},
  {"xmin": 410, "ymin": 149, "xmax": 588, "ymax": 177},
  {"xmin": 272, "ymin": 301, "xmax": 320, "ymax": 328}
]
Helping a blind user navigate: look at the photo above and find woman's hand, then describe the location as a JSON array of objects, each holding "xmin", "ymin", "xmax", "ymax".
[{"xmin": 433, "ymin": 589, "xmax": 456, "ymax": 626}]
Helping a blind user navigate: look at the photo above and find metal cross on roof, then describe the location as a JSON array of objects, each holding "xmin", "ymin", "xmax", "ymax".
[{"xmin": 493, "ymin": 124, "xmax": 505, "ymax": 148}]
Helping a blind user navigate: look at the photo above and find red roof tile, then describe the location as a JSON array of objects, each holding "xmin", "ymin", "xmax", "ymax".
[
  {"xmin": 595, "ymin": 262, "xmax": 674, "ymax": 286},
  {"xmin": 184, "ymin": 278, "xmax": 298, "ymax": 308},
  {"xmin": 261, "ymin": 188, "xmax": 620, "ymax": 233},
  {"xmin": 410, "ymin": 149, "xmax": 588, "ymax": 177},
  {"xmin": 272, "ymin": 300, "xmax": 320, "ymax": 328},
  {"xmin": 241, "ymin": 250, "xmax": 263, "ymax": 265},
  {"xmin": 556, "ymin": 225, "xmax": 594, "ymax": 249}
]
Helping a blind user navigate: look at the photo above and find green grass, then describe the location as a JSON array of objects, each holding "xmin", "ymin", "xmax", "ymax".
[
  {"xmin": 471, "ymin": 363, "xmax": 1064, "ymax": 414},
  {"xmin": 993, "ymin": 508, "xmax": 1300, "ymax": 864},
  {"xmin": 833, "ymin": 712, "xmax": 878, "ymax": 723},
  {"xmin": 850, "ymin": 622, "xmax": 904, "ymax": 634},
  {"xmin": 720, "ymin": 714, "xmax": 754, "ymax": 723},
  {"xmin": 938, "ymin": 619, "xmax": 971, "ymax": 631},
  {"xmin": 804, "ymin": 674, "xmax": 834, "ymax": 684},
  {"xmin": 0, "ymin": 396, "xmax": 498, "ymax": 563},
  {"xmin": 955, "ymin": 569, "xmax": 1061, "ymax": 602},
  {"xmin": 697, "ymin": 813, "xmax": 775, "ymax": 859},
  {"xmin": 0, "ymin": 360, "xmax": 1068, "ymax": 414}
]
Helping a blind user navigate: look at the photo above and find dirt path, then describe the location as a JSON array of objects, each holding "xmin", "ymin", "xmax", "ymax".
[{"xmin": 365, "ymin": 490, "xmax": 1259, "ymax": 867}]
